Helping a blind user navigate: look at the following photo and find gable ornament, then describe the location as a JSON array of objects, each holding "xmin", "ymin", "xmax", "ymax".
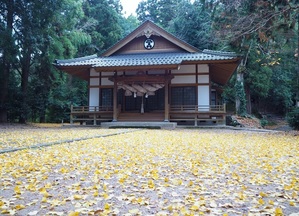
[{"xmin": 144, "ymin": 28, "xmax": 153, "ymax": 38}]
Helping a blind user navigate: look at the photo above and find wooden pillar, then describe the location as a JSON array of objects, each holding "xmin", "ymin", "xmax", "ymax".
[
  {"xmin": 112, "ymin": 74, "xmax": 118, "ymax": 122},
  {"xmin": 164, "ymin": 80, "xmax": 169, "ymax": 122},
  {"xmin": 93, "ymin": 106, "xmax": 96, "ymax": 125}
]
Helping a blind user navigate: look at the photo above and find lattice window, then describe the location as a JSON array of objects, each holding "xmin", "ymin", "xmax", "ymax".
[
  {"xmin": 101, "ymin": 88, "xmax": 113, "ymax": 107},
  {"xmin": 171, "ymin": 86, "xmax": 196, "ymax": 105}
]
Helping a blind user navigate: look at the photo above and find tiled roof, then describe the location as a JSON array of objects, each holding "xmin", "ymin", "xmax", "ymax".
[
  {"xmin": 54, "ymin": 50, "xmax": 238, "ymax": 68},
  {"xmin": 54, "ymin": 54, "xmax": 98, "ymax": 66}
]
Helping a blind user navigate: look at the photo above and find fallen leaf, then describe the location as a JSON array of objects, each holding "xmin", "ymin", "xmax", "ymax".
[
  {"xmin": 73, "ymin": 195, "xmax": 82, "ymax": 200},
  {"xmin": 68, "ymin": 211, "xmax": 80, "ymax": 216}
]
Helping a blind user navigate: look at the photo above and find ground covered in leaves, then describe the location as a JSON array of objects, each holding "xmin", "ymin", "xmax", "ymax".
[
  {"xmin": 0, "ymin": 124, "xmax": 131, "ymax": 152},
  {"xmin": 0, "ymin": 125, "xmax": 299, "ymax": 215}
]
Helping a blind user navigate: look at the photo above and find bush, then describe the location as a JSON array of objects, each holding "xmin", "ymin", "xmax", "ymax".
[
  {"xmin": 260, "ymin": 119, "xmax": 268, "ymax": 128},
  {"xmin": 286, "ymin": 107, "xmax": 299, "ymax": 130}
]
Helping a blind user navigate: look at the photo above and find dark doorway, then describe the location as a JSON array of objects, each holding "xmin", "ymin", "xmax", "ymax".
[{"xmin": 121, "ymin": 88, "xmax": 165, "ymax": 112}]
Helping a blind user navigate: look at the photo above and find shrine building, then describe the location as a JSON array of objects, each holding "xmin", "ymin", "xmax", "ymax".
[{"xmin": 54, "ymin": 20, "xmax": 241, "ymax": 127}]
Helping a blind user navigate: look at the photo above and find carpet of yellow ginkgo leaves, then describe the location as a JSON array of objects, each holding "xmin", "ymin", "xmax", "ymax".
[
  {"xmin": 0, "ymin": 126, "xmax": 131, "ymax": 151},
  {"xmin": 0, "ymin": 127, "xmax": 299, "ymax": 216}
]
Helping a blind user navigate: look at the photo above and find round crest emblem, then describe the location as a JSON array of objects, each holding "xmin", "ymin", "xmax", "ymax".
[{"xmin": 144, "ymin": 38, "xmax": 155, "ymax": 50}]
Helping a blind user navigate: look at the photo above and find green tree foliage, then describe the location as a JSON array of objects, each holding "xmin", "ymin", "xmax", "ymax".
[
  {"xmin": 246, "ymin": 47, "xmax": 274, "ymax": 98},
  {"xmin": 137, "ymin": 0, "xmax": 184, "ymax": 28},
  {"xmin": 0, "ymin": 0, "xmax": 17, "ymax": 122},
  {"xmin": 120, "ymin": 15, "xmax": 141, "ymax": 36},
  {"xmin": 268, "ymin": 55, "xmax": 295, "ymax": 112},
  {"xmin": 167, "ymin": 0, "xmax": 216, "ymax": 49},
  {"xmin": 78, "ymin": 0, "xmax": 124, "ymax": 55},
  {"xmin": 214, "ymin": 0, "xmax": 298, "ymax": 115},
  {"xmin": 46, "ymin": 73, "xmax": 87, "ymax": 123},
  {"xmin": 286, "ymin": 107, "xmax": 299, "ymax": 130},
  {"xmin": 0, "ymin": 0, "xmax": 91, "ymax": 123},
  {"xmin": 1, "ymin": 0, "xmax": 298, "ymax": 123},
  {"xmin": 137, "ymin": 0, "xmax": 217, "ymax": 49}
]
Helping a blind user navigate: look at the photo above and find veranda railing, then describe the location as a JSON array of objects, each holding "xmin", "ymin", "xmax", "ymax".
[
  {"xmin": 169, "ymin": 104, "xmax": 226, "ymax": 126},
  {"xmin": 70, "ymin": 105, "xmax": 113, "ymax": 125}
]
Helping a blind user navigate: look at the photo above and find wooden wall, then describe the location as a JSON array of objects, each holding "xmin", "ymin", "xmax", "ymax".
[
  {"xmin": 115, "ymin": 35, "xmax": 185, "ymax": 55},
  {"xmin": 88, "ymin": 63, "xmax": 213, "ymax": 107}
]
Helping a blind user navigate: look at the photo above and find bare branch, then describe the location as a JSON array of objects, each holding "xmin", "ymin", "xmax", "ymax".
[{"xmin": 226, "ymin": 5, "xmax": 299, "ymax": 42}]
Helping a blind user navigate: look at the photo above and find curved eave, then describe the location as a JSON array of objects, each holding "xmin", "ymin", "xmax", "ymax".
[
  {"xmin": 54, "ymin": 65, "xmax": 91, "ymax": 81},
  {"xmin": 182, "ymin": 58, "xmax": 241, "ymax": 65},
  {"xmin": 182, "ymin": 58, "xmax": 241, "ymax": 86},
  {"xmin": 209, "ymin": 60, "xmax": 241, "ymax": 86},
  {"xmin": 54, "ymin": 57, "xmax": 241, "ymax": 86}
]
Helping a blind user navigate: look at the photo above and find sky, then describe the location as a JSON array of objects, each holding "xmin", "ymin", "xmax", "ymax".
[{"xmin": 120, "ymin": 0, "xmax": 142, "ymax": 17}]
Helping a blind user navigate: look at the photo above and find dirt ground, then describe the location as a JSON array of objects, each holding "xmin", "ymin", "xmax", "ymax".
[
  {"xmin": 0, "ymin": 124, "xmax": 298, "ymax": 215},
  {"xmin": 232, "ymin": 114, "xmax": 298, "ymax": 135}
]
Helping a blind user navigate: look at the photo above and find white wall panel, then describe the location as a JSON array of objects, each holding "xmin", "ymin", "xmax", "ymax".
[
  {"xmin": 89, "ymin": 88, "xmax": 99, "ymax": 107},
  {"xmin": 172, "ymin": 65, "xmax": 195, "ymax": 74},
  {"xmin": 198, "ymin": 86, "xmax": 210, "ymax": 110},
  {"xmin": 90, "ymin": 68, "xmax": 98, "ymax": 76},
  {"xmin": 101, "ymin": 77, "xmax": 113, "ymax": 86},
  {"xmin": 172, "ymin": 75, "xmax": 195, "ymax": 84},
  {"xmin": 197, "ymin": 64, "xmax": 209, "ymax": 73},
  {"xmin": 101, "ymin": 72, "xmax": 114, "ymax": 76},
  {"xmin": 198, "ymin": 75, "xmax": 209, "ymax": 83},
  {"xmin": 90, "ymin": 78, "xmax": 99, "ymax": 86}
]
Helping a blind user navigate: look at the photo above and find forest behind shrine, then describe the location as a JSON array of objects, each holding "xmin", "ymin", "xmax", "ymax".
[{"xmin": 0, "ymin": 0, "xmax": 298, "ymax": 124}]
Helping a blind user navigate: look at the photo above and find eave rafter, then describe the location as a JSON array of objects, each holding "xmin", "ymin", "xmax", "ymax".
[
  {"xmin": 92, "ymin": 64, "xmax": 180, "ymax": 73},
  {"xmin": 109, "ymin": 74, "xmax": 174, "ymax": 84}
]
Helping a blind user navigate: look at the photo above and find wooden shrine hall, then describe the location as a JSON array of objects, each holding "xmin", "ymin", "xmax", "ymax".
[{"xmin": 54, "ymin": 20, "xmax": 241, "ymax": 127}]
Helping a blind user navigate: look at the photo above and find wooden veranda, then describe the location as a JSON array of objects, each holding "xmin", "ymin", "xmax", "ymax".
[{"xmin": 70, "ymin": 104, "xmax": 226, "ymax": 126}]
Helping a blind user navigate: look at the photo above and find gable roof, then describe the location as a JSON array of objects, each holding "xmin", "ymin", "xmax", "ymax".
[
  {"xmin": 56, "ymin": 50, "xmax": 238, "ymax": 68},
  {"xmin": 54, "ymin": 50, "xmax": 240, "ymax": 85},
  {"xmin": 54, "ymin": 21, "xmax": 241, "ymax": 85},
  {"xmin": 101, "ymin": 20, "xmax": 199, "ymax": 56}
]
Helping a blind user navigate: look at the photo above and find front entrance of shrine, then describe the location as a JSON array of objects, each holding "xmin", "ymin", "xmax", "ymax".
[{"xmin": 118, "ymin": 88, "xmax": 165, "ymax": 113}]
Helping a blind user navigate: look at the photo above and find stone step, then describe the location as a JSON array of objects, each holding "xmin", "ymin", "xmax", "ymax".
[{"xmin": 101, "ymin": 121, "xmax": 177, "ymax": 129}]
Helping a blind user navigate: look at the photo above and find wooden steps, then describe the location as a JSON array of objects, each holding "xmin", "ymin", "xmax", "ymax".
[{"xmin": 117, "ymin": 112, "xmax": 164, "ymax": 122}]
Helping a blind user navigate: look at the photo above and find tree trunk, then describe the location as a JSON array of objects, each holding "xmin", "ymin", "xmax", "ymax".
[
  {"xmin": 39, "ymin": 112, "xmax": 46, "ymax": 123},
  {"xmin": 296, "ymin": 14, "xmax": 299, "ymax": 107},
  {"xmin": 0, "ymin": 60, "xmax": 9, "ymax": 122},
  {"xmin": 19, "ymin": 50, "xmax": 32, "ymax": 123},
  {"xmin": 0, "ymin": 1, "xmax": 14, "ymax": 123},
  {"xmin": 245, "ymin": 85, "xmax": 252, "ymax": 114},
  {"xmin": 235, "ymin": 72, "xmax": 245, "ymax": 113}
]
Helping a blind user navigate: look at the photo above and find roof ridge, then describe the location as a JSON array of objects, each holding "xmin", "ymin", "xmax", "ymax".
[
  {"xmin": 109, "ymin": 51, "xmax": 190, "ymax": 57},
  {"xmin": 55, "ymin": 54, "xmax": 98, "ymax": 64},
  {"xmin": 145, "ymin": 20, "xmax": 200, "ymax": 53},
  {"xmin": 55, "ymin": 52, "xmax": 240, "ymax": 67}
]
